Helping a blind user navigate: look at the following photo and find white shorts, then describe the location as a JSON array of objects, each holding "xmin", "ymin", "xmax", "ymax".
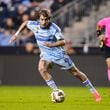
[{"xmin": 40, "ymin": 52, "xmax": 74, "ymax": 70}]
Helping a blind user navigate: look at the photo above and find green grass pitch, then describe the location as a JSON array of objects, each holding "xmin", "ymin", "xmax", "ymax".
[{"xmin": 0, "ymin": 86, "xmax": 110, "ymax": 110}]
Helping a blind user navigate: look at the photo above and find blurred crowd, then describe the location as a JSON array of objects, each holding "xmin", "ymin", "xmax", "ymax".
[
  {"xmin": 0, "ymin": 0, "xmax": 108, "ymax": 52},
  {"xmin": 0, "ymin": 0, "xmax": 73, "ymax": 47}
]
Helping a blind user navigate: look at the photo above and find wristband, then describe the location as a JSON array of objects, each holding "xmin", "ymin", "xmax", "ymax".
[{"xmin": 15, "ymin": 31, "xmax": 20, "ymax": 36}]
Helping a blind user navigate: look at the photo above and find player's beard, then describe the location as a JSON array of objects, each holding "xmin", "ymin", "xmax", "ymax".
[
  {"xmin": 42, "ymin": 23, "xmax": 48, "ymax": 28},
  {"xmin": 41, "ymin": 21, "xmax": 50, "ymax": 28}
]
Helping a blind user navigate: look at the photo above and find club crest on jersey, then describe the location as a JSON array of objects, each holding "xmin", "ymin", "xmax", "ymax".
[{"xmin": 34, "ymin": 27, "xmax": 39, "ymax": 33}]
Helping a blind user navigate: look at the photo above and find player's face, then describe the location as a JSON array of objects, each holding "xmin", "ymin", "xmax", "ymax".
[{"xmin": 39, "ymin": 15, "xmax": 50, "ymax": 27}]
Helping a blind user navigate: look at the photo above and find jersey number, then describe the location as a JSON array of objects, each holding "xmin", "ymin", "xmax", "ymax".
[{"xmin": 64, "ymin": 58, "xmax": 72, "ymax": 66}]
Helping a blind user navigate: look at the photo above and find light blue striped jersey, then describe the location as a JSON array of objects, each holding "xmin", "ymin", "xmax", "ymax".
[{"xmin": 27, "ymin": 20, "xmax": 66, "ymax": 59}]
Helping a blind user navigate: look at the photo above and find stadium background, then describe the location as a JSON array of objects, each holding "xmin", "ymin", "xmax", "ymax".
[
  {"xmin": 0, "ymin": 0, "xmax": 110, "ymax": 86},
  {"xmin": 0, "ymin": 54, "xmax": 109, "ymax": 86}
]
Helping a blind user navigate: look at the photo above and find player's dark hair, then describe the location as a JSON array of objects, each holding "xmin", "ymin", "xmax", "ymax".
[{"xmin": 39, "ymin": 9, "xmax": 51, "ymax": 20}]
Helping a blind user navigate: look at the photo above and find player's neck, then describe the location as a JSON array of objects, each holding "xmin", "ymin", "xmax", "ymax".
[{"xmin": 40, "ymin": 22, "xmax": 51, "ymax": 29}]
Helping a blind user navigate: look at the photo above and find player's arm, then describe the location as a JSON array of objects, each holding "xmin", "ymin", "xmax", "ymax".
[
  {"xmin": 96, "ymin": 25, "xmax": 105, "ymax": 41},
  {"xmin": 44, "ymin": 39, "xmax": 65, "ymax": 47},
  {"xmin": 9, "ymin": 21, "xmax": 28, "ymax": 44},
  {"xmin": 96, "ymin": 25, "xmax": 105, "ymax": 48},
  {"xmin": 44, "ymin": 23, "xmax": 65, "ymax": 47}
]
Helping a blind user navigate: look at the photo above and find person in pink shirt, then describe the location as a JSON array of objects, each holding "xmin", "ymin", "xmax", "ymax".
[{"xmin": 97, "ymin": 17, "xmax": 110, "ymax": 81}]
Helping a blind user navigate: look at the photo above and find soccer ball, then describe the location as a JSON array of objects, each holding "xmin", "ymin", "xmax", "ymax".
[{"xmin": 51, "ymin": 89, "xmax": 65, "ymax": 103}]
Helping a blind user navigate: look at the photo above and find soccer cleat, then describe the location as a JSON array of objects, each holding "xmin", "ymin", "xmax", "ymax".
[{"xmin": 92, "ymin": 91, "xmax": 101, "ymax": 102}]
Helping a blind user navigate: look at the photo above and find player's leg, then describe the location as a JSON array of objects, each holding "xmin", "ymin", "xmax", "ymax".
[
  {"xmin": 68, "ymin": 65, "xmax": 87, "ymax": 81},
  {"xmin": 38, "ymin": 59, "xmax": 58, "ymax": 91},
  {"xmin": 68, "ymin": 65, "xmax": 101, "ymax": 102},
  {"xmin": 51, "ymin": 53, "xmax": 101, "ymax": 102},
  {"xmin": 106, "ymin": 58, "xmax": 110, "ymax": 81},
  {"xmin": 103, "ymin": 44, "xmax": 110, "ymax": 81}
]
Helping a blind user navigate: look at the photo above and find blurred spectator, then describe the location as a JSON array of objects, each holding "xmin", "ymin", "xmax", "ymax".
[
  {"xmin": 13, "ymin": 4, "xmax": 28, "ymax": 28},
  {"xmin": 51, "ymin": 0, "xmax": 70, "ymax": 30},
  {"xmin": 0, "ymin": 0, "xmax": 12, "ymax": 9},
  {"xmin": 22, "ymin": 13, "xmax": 30, "ymax": 22},
  {"xmin": 51, "ymin": 0, "xmax": 68, "ymax": 12},
  {"xmin": 25, "ymin": 42, "xmax": 40, "ymax": 54},
  {"xmin": 39, "ymin": 0, "xmax": 54, "ymax": 9},
  {"xmin": 0, "ymin": 2, "xmax": 9, "ymax": 26},
  {"xmin": 12, "ymin": 0, "xmax": 22, "ymax": 6},
  {"xmin": 17, "ymin": 13, "xmax": 35, "ymax": 46},
  {"xmin": 29, "ymin": 9, "xmax": 39, "ymax": 20},
  {"xmin": 0, "ymin": 17, "xmax": 16, "ymax": 46},
  {"xmin": 0, "ymin": 31, "xmax": 15, "ymax": 46},
  {"xmin": 29, "ymin": 0, "xmax": 41, "ymax": 9},
  {"xmin": 21, "ymin": 0, "xmax": 31, "ymax": 7},
  {"xmin": 73, "ymin": 2, "xmax": 82, "ymax": 21},
  {"xmin": 3, "ymin": 17, "xmax": 16, "ymax": 34}
]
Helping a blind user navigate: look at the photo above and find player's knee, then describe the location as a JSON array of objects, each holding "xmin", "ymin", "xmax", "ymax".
[
  {"xmin": 69, "ymin": 67, "xmax": 79, "ymax": 76},
  {"xmin": 72, "ymin": 71, "xmax": 79, "ymax": 76},
  {"xmin": 38, "ymin": 67, "xmax": 44, "ymax": 73},
  {"xmin": 38, "ymin": 67, "xmax": 47, "ymax": 74}
]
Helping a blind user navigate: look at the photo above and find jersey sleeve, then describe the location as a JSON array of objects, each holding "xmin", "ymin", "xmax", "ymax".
[
  {"xmin": 27, "ymin": 21, "xmax": 38, "ymax": 32},
  {"xmin": 53, "ymin": 23, "xmax": 64, "ymax": 40}
]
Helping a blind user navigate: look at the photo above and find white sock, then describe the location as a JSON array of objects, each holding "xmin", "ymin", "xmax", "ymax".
[
  {"xmin": 46, "ymin": 79, "xmax": 58, "ymax": 91},
  {"xmin": 83, "ymin": 79, "xmax": 96, "ymax": 93}
]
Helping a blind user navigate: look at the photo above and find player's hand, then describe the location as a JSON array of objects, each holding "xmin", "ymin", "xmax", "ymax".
[
  {"xmin": 43, "ymin": 42, "xmax": 53, "ymax": 47},
  {"xmin": 98, "ymin": 35, "xmax": 105, "ymax": 48},
  {"xmin": 98, "ymin": 35, "xmax": 105, "ymax": 41},
  {"xmin": 8, "ymin": 35, "xmax": 17, "ymax": 45}
]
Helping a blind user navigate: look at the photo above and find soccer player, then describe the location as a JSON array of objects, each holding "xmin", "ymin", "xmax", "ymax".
[
  {"xmin": 97, "ymin": 17, "xmax": 110, "ymax": 81},
  {"xmin": 9, "ymin": 9, "xmax": 101, "ymax": 102}
]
